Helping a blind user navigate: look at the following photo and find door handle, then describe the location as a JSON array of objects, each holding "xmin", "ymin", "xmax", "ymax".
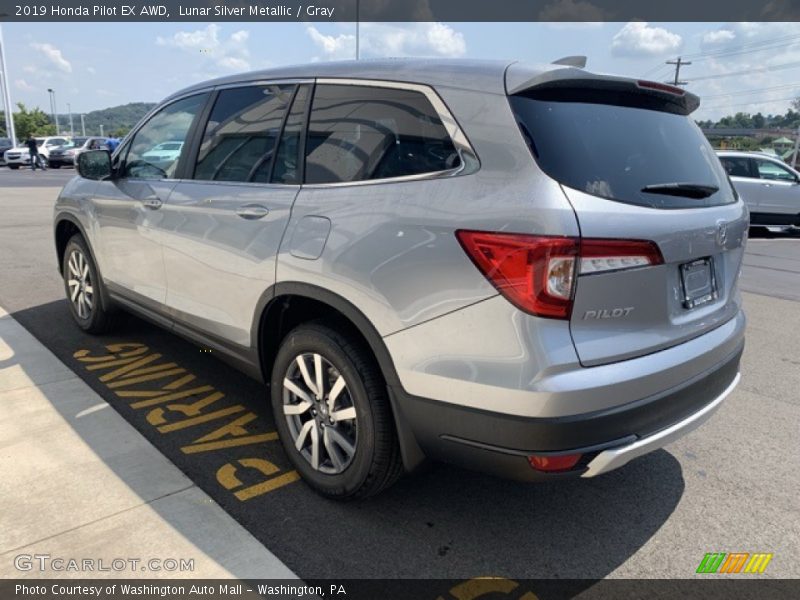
[
  {"xmin": 236, "ymin": 204, "xmax": 269, "ymax": 220},
  {"xmin": 142, "ymin": 196, "xmax": 163, "ymax": 209}
]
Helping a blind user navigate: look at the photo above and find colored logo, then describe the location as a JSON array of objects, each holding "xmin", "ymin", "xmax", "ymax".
[{"xmin": 696, "ymin": 552, "xmax": 773, "ymax": 574}]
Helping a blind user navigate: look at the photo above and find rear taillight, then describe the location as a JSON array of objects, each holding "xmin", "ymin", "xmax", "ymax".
[
  {"xmin": 456, "ymin": 231, "xmax": 578, "ymax": 319},
  {"xmin": 457, "ymin": 231, "xmax": 663, "ymax": 320}
]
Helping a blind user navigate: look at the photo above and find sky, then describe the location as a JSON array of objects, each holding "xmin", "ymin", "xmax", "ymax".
[{"xmin": 4, "ymin": 21, "xmax": 800, "ymax": 122}]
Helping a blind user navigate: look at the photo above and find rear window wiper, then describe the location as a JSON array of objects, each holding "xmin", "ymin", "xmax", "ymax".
[{"xmin": 641, "ymin": 182, "xmax": 719, "ymax": 199}]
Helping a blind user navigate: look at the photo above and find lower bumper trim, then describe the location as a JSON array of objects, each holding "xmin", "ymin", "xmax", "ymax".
[{"xmin": 581, "ymin": 372, "xmax": 740, "ymax": 478}]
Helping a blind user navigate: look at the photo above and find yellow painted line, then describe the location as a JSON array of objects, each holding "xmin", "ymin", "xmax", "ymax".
[
  {"xmin": 107, "ymin": 367, "xmax": 187, "ymax": 389},
  {"xmin": 164, "ymin": 373, "xmax": 197, "ymax": 390},
  {"xmin": 129, "ymin": 385, "xmax": 216, "ymax": 409},
  {"xmin": 194, "ymin": 412, "xmax": 257, "ymax": 440},
  {"xmin": 233, "ymin": 471, "xmax": 300, "ymax": 501},
  {"xmin": 182, "ymin": 433, "xmax": 279, "ymax": 454},
  {"xmin": 154, "ymin": 405, "xmax": 247, "ymax": 433},
  {"xmin": 163, "ymin": 392, "xmax": 226, "ymax": 417},
  {"xmin": 116, "ymin": 390, "xmax": 169, "ymax": 399},
  {"xmin": 85, "ymin": 355, "xmax": 145, "ymax": 371},
  {"xmin": 98, "ymin": 353, "xmax": 165, "ymax": 382}
]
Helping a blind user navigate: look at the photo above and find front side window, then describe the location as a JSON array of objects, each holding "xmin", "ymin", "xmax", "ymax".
[
  {"xmin": 304, "ymin": 84, "xmax": 460, "ymax": 184},
  {"xmin": 755, "ymin": 158, "xmax": 797, "ymax": 182},
  {"xmin": 194, "ymin": 84, "xmax": 294, "ymax": 183},
  {"xmin": 122, "ymin": 93, "xmax": 207, "ymax": 180}
]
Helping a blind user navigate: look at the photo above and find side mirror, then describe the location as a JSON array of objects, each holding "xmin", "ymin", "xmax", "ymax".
[{"xmin": 77, "ymin": 150, "xmax": 112, "ymax": 181}]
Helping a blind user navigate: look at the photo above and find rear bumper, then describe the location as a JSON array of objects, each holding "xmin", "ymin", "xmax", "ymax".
[{"xmin": 395, "ymin": 340, "xmax": 743, "ymax": 481}]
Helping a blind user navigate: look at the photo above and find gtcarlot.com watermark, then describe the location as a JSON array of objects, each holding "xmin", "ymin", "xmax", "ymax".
[{"xmin": 14, "ymin": 554, "xmax": 195, "ymax": 573}]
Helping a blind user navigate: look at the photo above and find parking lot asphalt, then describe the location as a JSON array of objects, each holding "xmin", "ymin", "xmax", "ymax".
[{"xmin": 1, "ymin": 167, "xmax": 799, "ymax": 580}]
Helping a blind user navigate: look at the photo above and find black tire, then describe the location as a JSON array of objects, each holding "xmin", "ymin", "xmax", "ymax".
[
  {"xmin": 8, "ymin": 164, "xmax": 19, "ymax": 170},
  {"xmin": 271, "ymin": 322, "xmax": 403, "ymax": 500},
  {"xmin": 50, "ymin": 164, "xmax": 61, "ymax": 169},
  {"xmin": 62, "ymin": 234, "xmax": 119, "ymax": 334}
]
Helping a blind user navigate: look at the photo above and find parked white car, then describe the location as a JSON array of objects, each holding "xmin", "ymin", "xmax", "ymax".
[
  {"xmin": 718, "ymin": 150, "xmax": 800, "ymax": 228},
  {"xmin": 3, "ymin": 136, "xmax": 69, "ymax": 169}
]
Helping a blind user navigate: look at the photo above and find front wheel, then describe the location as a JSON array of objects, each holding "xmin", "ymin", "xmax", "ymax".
[
  {"xmin": 8, "ymin": 164, "xmax": 19, "ymax": 170},
  {"xmin": 271, "ymin": 322, "xmax": 402, "ymax": 500}
]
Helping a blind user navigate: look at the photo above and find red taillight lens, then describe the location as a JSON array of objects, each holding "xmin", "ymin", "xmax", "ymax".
[
  {"xmin": 528, "ymin": 453, "xmax": 582, "ymax": 472},
  {"xmin": 457, "ymin": 231, "xmax": 663, "ymax": 319},
  {"xmin": 636, "ymin": 80, "xmax": 686, "ymax": 96},
  {"xmin": 456, "ymin": 230, "xmax": 578, "ymax": 319}
]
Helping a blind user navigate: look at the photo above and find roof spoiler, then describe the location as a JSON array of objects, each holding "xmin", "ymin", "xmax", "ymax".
[
  {"xmin": 551, "ymin": 56, "xmax": 587, "ymax": 68},
  {"xmin": 506, "ymin": 64, "xmax": 701, "ymax": 115}
]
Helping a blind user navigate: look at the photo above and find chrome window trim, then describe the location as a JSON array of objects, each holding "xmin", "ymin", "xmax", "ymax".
[{"xmin": 302, "ymin": 77, "xmax": 480, "ymax": 188}]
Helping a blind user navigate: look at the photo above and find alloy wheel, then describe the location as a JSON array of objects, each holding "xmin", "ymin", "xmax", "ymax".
[
  {"xmin": 67, "ymin": 249, "xmax": 93, "ymax": 320},
  {"xmin": 282, "ymin": 353, "xmax": 358, "ymax": 474}
]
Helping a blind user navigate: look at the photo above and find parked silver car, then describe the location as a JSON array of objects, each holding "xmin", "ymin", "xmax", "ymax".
[
  {"xmin": 54, "ymin": 59, "xmax": 747, "ymax": 498},
  {"xmin": 717, "ymin": 150, "xmax": 800, "ymax": 228}
]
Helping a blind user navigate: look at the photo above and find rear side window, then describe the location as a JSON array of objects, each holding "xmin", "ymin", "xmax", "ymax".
[
  {"xmin": 719, "ymin": 156, "xmax": 755, "ymax": 179},
  {"xmin": 509, "ymin": 93, "xmax": 736, "ymax": 209},
  {"xmin": 194, "ymin": 84, "xmax": 294, "ymax": 183},
  {"xmin": 304, "ymin": 84, "xmax": 459, "ymax": 184}
]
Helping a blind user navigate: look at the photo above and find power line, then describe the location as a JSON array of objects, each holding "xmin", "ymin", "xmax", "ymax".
[
  {"xmin": 640, "ymin": 33, "xmax": 800, "ymax": 78},
  {"xmin": 701, "ymin": 82, "xmax": 800, "ymax": 99},
  {"xmin": 701, "ymin": 95, "xmax": 799, "ymax": 111},
  {"xmin": 686, "ymin": 60, "xmax": 800, "ymax": 82}
]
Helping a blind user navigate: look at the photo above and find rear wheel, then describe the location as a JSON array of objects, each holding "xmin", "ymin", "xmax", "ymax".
[
  {"xmin": 270, "ymin": 322, "xmax": 402, "ymax": 500},
  {"xmin": 62, "ymin": 234, "xmax": 118, "ymax": 334}
]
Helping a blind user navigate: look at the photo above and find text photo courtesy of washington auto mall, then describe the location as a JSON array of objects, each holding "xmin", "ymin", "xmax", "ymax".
[{"xmin": 0, "ymin": 0, "xmax": 799, "ymax": 599}]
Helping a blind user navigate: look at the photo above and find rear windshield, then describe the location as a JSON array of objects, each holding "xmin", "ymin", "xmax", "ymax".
[{"xmin": 509, "ymin": 94, "xmax": 736, "ymax": 209}]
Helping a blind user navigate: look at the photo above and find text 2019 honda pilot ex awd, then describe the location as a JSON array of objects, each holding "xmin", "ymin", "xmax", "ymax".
[{"xmin": 54, "ymin": 59, "xmax": 747, "ymax": 499}]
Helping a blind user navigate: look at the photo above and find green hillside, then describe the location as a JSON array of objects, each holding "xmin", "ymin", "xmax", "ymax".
[{"xmin": 55, "ymin": 102, "xmax": 156, "ymax": 138}]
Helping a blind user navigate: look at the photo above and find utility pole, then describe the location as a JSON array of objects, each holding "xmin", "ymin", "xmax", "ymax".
[
  {"xmin": 792, "ymin": 125, "xmax": 800, "ymax": 168},
  {"xmin": 0, "ymin": 25, "xmax": 17, "ymax": 146},
  {"xmin": 99, "ymin": 124, "xmax": 103, "ymax": 136},
  {"xmin": 666, "ymin": 56, "xmax": 691, "ymax": 86},
  {"xmin": 80, "ymin": 114, "xmax": 85, "ymax": 136}
]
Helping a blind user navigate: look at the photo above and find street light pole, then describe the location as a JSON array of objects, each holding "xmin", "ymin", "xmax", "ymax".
[
  {"xmin": 99, "ymin": 124, "xmax": 103, "ymax": 136},
  {"xmin": 47, "ymin": 88, "xmax": 59, "ymax": 133},
  {"xmin": 0, "ymin": 24, "xmax": 18, "ymax": 146},
  {"xmin": 80, "ymin": 114, "xmax": 85, "ymax": 136},
  {"xmin": 67, "ymin": 102, "xmax": 74, "ymax": 136}
]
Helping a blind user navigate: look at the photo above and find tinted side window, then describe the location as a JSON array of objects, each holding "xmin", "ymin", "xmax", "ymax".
[
  {"xmin": 719, "ymin": 156, "xmax": 754, "ymax": 179},
  {"xmin": 272, "ymin": 84, "xmax": 311, "ymax": 185},
  {"xmin": 194, "ymin": 84, "xmax": 294, "ymax": 183},
  {"xmin": 304, "ymin": 84, "xmax": 460, "ymax": 184},
  {"xmin": 123, "ymin": 93, "xmax": 207, "ymax": 180}
]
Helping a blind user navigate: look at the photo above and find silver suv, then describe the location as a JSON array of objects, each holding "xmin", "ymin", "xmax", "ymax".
[
  {"xmin": 718, "ymin": 150, "xmax": 800, "ymax": 228},
  {"xmin": 54, "ymin": 59, "xmax": 747, "ymax": 499}
]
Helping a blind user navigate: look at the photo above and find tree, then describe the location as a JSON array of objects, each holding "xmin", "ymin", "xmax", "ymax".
[
  {"xmin": 110, "ymin": 126, "xmax": 130, "ymax": 138},
  {"xmin": 13, "ymin": 103, "xmax": 56, "ymax": 140}
]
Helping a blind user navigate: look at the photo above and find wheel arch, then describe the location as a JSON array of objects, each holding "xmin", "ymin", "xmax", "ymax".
[{"xmin": 254, "ymin": 282, "xmax": 425, "ymax": 470}]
